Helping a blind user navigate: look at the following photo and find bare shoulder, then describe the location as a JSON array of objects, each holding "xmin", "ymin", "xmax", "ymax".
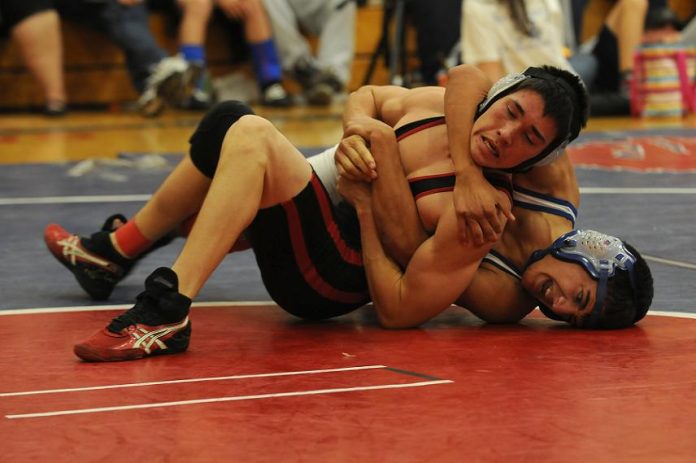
[
  {"xmin": 401, "ymin": 87, "xmax": 446, "ymax": 113},
  {"xmin": 513, "ymin": 153, "xmax": 580, "ymax": 206},
  {"xmin": 457, "ymin": 265, "xmax": 537, "ymax": 323}
]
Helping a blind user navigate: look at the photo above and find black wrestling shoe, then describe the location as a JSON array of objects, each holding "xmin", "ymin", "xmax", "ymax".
[{"xmin": 73, "ymin": 267, "xmax": 192, "ymax": 362}]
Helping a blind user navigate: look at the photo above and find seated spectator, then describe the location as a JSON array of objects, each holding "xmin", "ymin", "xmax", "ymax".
[
  {"xmin": 461, "ymin": 0, "xmax": 596, "ymax": 87},
  {"xmin": 1, "ymin": 0, "xmax": 195, "ymax": 117},
  {"xmin": 56, "ymin": 0, "xmax": 197, "ymax": 117},
  {"xmin": 641, "ymin": 3, "xmax": 687, "ymax": 44},
  {"xmin": 262, "ymin": 0, "xmax": 356, "ymax": 106},
  {"xmin": 0, "ymin": 4, "xmax": 67, "ymax": 115},
  {"xmin": 584, "ymin": 0, "xmax": 649, "ymax": 116},
  {"xmin": 405, "ymin": 0, "xmax": 462, "ymax": 85},
  {"xmin": 150, "ymin": 0, "xmax": 292, "ymax": 108}
]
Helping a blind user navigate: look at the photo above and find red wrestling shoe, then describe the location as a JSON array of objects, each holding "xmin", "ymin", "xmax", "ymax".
[
  {"xmin": 44, "ymin": 221, "xmax": 133, "ymax": 300},
  {"xmin": 44, "ymin": 214, "xmax": 175, "ymax": 300},
  {"xmin": 74, "ymin": 267, "xmax": 192, "ymax": 362}
]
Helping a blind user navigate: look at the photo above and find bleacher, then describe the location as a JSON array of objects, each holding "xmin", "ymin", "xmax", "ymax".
[{"xmin": 0, "ymin": 0, "xmax": 693, "ymax": 111}]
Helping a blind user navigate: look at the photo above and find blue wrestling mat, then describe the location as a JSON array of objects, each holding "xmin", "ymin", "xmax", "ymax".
[{"xmin": 1, "ymin": 139, "xmax": 695, "ymax": 313}]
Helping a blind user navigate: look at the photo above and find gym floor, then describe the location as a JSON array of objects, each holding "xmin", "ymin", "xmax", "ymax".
[{"xmin": 1, "ymin": 106, "xmax": 695, "ymax": 462}]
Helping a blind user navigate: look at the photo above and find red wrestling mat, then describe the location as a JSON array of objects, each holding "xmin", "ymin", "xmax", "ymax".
[
  {"xmin": 1, "ymin": 305, "xmax": 695, "ymax": 462},
  {"xmin": 568, "ymin": 133, "xmax": 696, "ymax": 172}
]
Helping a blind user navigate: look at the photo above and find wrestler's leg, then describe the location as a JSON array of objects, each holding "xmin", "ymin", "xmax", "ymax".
[
  {"xmin": 127, "ymin": 155, "xmax": 211, "ymax": 243},
  {"xmin": 44, "ymin": 101, "xmax": 254, "ymax": 301},
  {"xmin": 172, "ymin": 114, "xmax": 312, "ymax": 298},
  {"xmin": 43, "ymin": 154, "xmax": 212, "ymax": 301},
  {"xmin": 72, "ymin": 114, "xmax": 312, "ymax": 361},
  {"xmin": 113, "ymin": 100, "xmax": 255, "ymax": 254}
]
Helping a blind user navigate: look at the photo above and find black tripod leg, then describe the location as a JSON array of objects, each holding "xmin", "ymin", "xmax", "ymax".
[{"xmin": 362, "ymin": 2, "xmax": 394, "ymax": 86}]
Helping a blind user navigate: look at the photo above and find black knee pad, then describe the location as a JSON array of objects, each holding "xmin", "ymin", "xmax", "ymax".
[{"xmin": 188, "ymin": 101, "xmax": 255, "ymax": 178}]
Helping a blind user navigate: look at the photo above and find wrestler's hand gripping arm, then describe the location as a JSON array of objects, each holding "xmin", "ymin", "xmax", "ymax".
[
  {"xmin": 337, "ymin": 85, "xmax": 410, "ymax": 181},
  {"xmin": 340, "ymin": 131, "xmax": 510, "ymax": 328},
  {"xmin": 445, "ymin": 65, "xmax": 515, "ymax": 244}
]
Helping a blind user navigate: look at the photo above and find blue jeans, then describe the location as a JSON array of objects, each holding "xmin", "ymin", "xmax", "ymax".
[
  {"xmin": 569, "ymin": 52, "xmax": 598, "ymax": 91},
  {"xmin": 57, "ymin": 0, "xmax": 167, "ymax": 93}
]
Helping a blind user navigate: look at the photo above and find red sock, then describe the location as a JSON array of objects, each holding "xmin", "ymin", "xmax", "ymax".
[{"xmin": 112, "ymin": 221, "xmax": 152, "ymax": 258}]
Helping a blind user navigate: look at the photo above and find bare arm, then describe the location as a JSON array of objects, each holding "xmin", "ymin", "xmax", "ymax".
[
  {"xmin": 445, "ymin": 64, "xmax": 515, "ymax": 245},
  {"xmin": 364, "ymin": 68, "xmax": 501, "ymax": 265},
  {"xmin": 355, "ymin": 187, "xmax": 497, "ymax": 328},
  {"xmin": 340, "ymin": 131, "xmax": 510, "ymax": 328},
  {"xmin": 369, "ymin": 128, "xmax": 428, "ymax": 267},
  {"xmin": 342, "ymin": 85, "xmax": 410, "ymax": 135},
  {"xmin": 455, "ymin": 267, "xmax": 536, "ymax": 323},
  {"xmin": 474, "ymin": 62, "xmax": 506, "ymax": 83},
  {"xmin": 335, "ymin": 127, "xmax": 426, "ymax": 267},
  {"xmin": 336, "ymin": 85, "xmax": 410, "ymax": 181}
]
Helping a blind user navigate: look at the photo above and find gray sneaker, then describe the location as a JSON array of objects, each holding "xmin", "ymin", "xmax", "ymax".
[
  {"xmin": 292, "ymin": 57, "xmax": 338, "ymax": 106},
  {"xmin": 138, "ymin": 56, "xmax": 189, "ymax": 117},
  {"xmin": 304, "ymin": 82, "xmax": 333, "ymax": 106},
  {"xmin": 178, "ymin": 65, "xmax": 217, "ymax": 110}
]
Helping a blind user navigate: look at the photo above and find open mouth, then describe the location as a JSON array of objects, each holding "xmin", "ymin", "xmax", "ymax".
[
  {"xmin": 482, "ymin": 136, "xmax": 499, "ymax": 158},
  {"xmin": 539, "ymin": 278, "xmax": 553, "ymax": 305}
]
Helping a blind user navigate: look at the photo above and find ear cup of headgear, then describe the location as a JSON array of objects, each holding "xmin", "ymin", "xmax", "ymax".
[{"xmin": 476, "ymin": 72, "xmax": 527, "ymax": 117}]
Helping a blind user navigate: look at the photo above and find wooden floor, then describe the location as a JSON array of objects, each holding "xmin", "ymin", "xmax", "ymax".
[
  {"xmin": 0, "ymin": 105, "xmax": 344, "ymax": 164},
  {"xmin": 2, "ymin": 104, "xmax": 696, "ymax": 164}
]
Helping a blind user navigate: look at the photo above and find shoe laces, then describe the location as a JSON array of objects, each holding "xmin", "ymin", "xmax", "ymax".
[{"xmin": 107, "ymin": 289, "xmax": 166, "ymax": 333}]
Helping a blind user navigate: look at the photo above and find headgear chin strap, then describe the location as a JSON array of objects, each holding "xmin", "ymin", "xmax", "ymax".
[
  {"xmin": 525, "ymin": 230, "xmax": 638, "ymax": 329},
  {"xmin": 476, "ymin": 67, "xmax": 582, "ymax": 173}
]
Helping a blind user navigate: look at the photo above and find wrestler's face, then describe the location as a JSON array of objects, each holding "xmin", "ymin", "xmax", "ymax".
[
  {"xmin": 470, "ymin": 89, "xmax": 558, "ymax": 170},
  {"xmin": 521, "ymin": 255, "xmax": 598, "ymax": 327}
]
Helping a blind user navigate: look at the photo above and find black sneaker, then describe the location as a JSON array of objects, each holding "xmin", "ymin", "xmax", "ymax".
[
  {"xmin": 590, "ymin": 92, "xmax": 630, "ymax": 117},
  {"xmin": 317, "ymin": 67, "xmax": 344, "ymax": 93},
  {"xmin": 259, "ymin": 82, "xmax": 293, "ymax": 107},
  {"xmin": 45, "ymin": 100, "xmax": 68, "ymax": 117},
  {"xmin": 304, "ymin": 82, "xmax": 333, "ymax": 106},
  {"xmin": 74, "ymin": 267, "xmax": 192, "ymax": 362},
  {"xmin": 292, "ymin": 57, "xmax": 340, "ymax": 106}
]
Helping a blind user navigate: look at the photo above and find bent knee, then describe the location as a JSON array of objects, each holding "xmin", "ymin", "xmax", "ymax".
[
  {"xmin": 188, "ymin": 101, "xmax": 255, "ymax": 177},
  {"xmin": 221, "ymin": 115, "xmax": 279, "ymax": 162},
  {"xmin": 230, "ymin": 114, "xmax": 277, "ymax": 139}
]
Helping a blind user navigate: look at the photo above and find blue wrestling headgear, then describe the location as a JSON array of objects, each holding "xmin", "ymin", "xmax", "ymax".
[
  {"xmin": 476, "ymin": 66, "xmax": 588, "ymax": 173},
  {"xmin": 526, "ymin": 229, "xmax": 638, "ymax": 329}
]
